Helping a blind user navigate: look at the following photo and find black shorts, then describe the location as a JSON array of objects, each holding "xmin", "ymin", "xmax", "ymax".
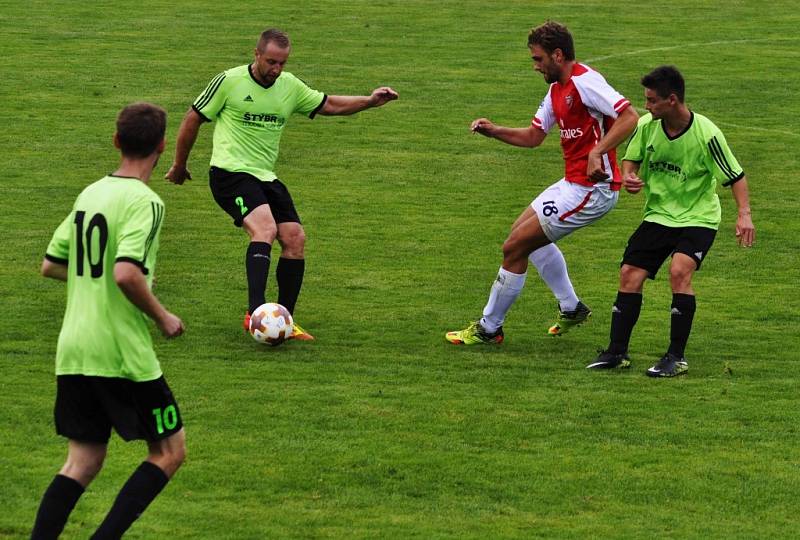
[
  {"xmin": 622, "ymin": 221, "xmax": 717, "ymax": 279},
  {"xmin": 209, "ymin": 167, "xmax": 301, "ymax": 227},
  {"xmin": 55, "ymin": 375, "xmax": 183, "ymax": 443}
]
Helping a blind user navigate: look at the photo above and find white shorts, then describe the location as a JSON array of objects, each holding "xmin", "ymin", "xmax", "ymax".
[{"xmin": 531, "ymin": 179, "xmax": 619, "ymax": 242}]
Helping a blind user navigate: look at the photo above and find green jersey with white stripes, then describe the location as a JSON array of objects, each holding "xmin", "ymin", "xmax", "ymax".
[
  {"xmin": 193, "ymin": 64, "xmax": 326, "ymax": 182},
  {"xmin": 623, "ymin": 112, "xmax": 744, "ymax": 229},
  {"xmin": 46, "ymin": 176, "xmax": 165, "ymax": 381}
]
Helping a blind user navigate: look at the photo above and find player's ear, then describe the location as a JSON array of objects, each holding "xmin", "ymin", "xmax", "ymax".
[
  {"xmin": 113, "ymin": 132, "xmax": 121, "ymax": 149},
  {"xmin": 157, "ymin": 138, "xmax": 166, "ymax": 154}
]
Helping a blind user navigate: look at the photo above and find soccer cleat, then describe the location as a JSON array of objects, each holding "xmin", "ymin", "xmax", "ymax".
[
  {"xmin": 243, "ymin": 312, "xmax": 251, "ymax": 331},
  {"xmin": 646, "ymin": 353, "xmax": 688, "ymax": 378},
  {"xmin": 548, "ymin": 301, "xmax": 592, "ymax": 336},
  {"xmin": 445, "ymin": 321, "xmax": 504, "ymax": 345},
  {"xmin": 289, "ymin": 322, "xmax": 315, "ymax": 341},
  {"xmin": 586, "ymin": 349, "xmax": 631, "ymax": 369}
]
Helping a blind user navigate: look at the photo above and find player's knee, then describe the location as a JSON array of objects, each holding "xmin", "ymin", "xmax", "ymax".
[
  {"xmin": 278, "ymin": 229, "xmax": 306, "ymax": 258},
  {"xmin": 62, "ymin": 452, "xmax": 105, "ymax": 484},
  {"xmin": 619, "ymin": 265, "xmax": 646, "ymax": 292},
  {"xmin": 501, "ymin": 237, "xmax": 523, "ymax": 260},
  {"xmin": 247, "ymin": 222, "xmax": 278, "ymax": 242},
  {"xmin": 669, "ymin": 267, "xmax": 693, "ymax": 290},
  {"xmin": 283, "ymin": 228, "xmax": 306, "ymax": 249},
  {"xmin": 150, "ymin": 435, "xmax": 186, "ymax": 477},
  {"xmin": 168, "ymin": 441, "xmax": 187, "ymax": 470}
]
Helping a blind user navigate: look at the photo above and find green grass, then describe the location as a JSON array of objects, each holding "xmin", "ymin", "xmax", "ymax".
[{"xmin": 2, "ymin": 0, "xmax": 800, "ymax": 537}]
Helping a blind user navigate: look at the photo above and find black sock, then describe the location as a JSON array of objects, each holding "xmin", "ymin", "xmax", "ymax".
[
  {"xmin": 608, "ymin": 291, "xmax": 643, "ymax": 354},
  {"xmin": 246, "ymin": 242, "xmax": 272, "ymax": 314},
  {"xmin": 31, "ymin": 474, "xmax": 85, "ymax": 540},
  {"xmin": 668, "ymin": 293, "xmax": 696, "ymax": 358},
  {"xmin": 276, "ymin": 257, "xmax": 305, "ymax": 315},
  {"xmin": 90, "ymin": 461, "xmax": 169, "ymax": 540}
]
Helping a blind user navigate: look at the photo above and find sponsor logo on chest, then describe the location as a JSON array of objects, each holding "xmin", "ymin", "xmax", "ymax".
[
  {"xmin": 558, "ymin": 118, "xmax": 583, "ymax": 140},
  {"xmin": 242, "ymin": 111, "xmax": 286, "ymax": 127}
]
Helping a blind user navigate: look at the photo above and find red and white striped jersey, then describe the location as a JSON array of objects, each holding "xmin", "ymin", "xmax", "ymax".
[{"xmin": 532, "ymin": 63, "xmax": 630, "ymax": 190}]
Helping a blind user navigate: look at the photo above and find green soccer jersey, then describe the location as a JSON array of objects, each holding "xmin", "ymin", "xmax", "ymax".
[
  {"xmin": 193, "ymin": 65, "xmax": 326, "ymax": 182},
  {"xmin": 46, "ymin": 176, "xmax": 165, "ymax": 381},
  {"xmin": 623, "ymin": 112, "xmax": 744, "ymax": 229}
]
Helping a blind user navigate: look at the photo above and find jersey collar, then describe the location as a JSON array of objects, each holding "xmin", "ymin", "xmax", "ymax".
[
  {"xmin": 248, "ymin": 64, "xmax": 275, "ymax": 90},
  {"xmin": 661, "ymin": 111, "xmax": 694, "ymax": 141}
]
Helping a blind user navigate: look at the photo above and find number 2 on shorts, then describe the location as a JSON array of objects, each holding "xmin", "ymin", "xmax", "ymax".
[{"xmin": 235, "ymin": 196, "xmax": 248, "ymax": 216}]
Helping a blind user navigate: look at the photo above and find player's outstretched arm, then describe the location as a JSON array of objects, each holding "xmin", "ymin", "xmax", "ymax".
[
  {"xmin": 114, "ymin": 262, "xmax": 185, "ymax": 338},
  {"xmin": 41, "ymin": 259, "xmax": 68, "ymax": 281},
  {"xmin": 165, "ymin": 108, "xmax": 204, "ymax": 185},
  {"xmin": 318, "ymin": 87, "xmax": 398, "ymax": 116},
  {"xmin": 731, "ymin": 176, "xmax": 754, "ymax": 247},
  {"xmin": 470, "ymin": 119, "xmax": 546, "ymax": 148}
]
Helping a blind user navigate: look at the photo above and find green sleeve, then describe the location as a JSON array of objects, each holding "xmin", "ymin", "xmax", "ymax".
[
  {"xmin": 623, "ymin": 116, "xmax": 649, "ymax": 162},
  {"xmin": 705, "ymin": 128, "xmax": 744, "ymax": 187},
  {"xmin": 116, "ymin": 197, "xmax": 164, "ymax": 272},
  {"xmin": 291, "ymin": 76, "xmax": 325, "ymax": 117},
  {"xmin": 45, "ymin": 213, "xmax": 72, "ymax": 263},
  {"xmin": 192, "ymin": 71, "xmax": 230, "ymax": 121}
]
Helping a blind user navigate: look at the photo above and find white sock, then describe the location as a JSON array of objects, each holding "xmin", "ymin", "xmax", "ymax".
[
  {"xmin": 480, "ymin": 267, "xmax": 527, "ymax": 332},
  {"xmin": 529, "ymin": 243, "xmax": 579, "ymax": 312}
]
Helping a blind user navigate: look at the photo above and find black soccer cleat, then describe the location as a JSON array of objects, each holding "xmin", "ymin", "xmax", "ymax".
[
  {"xmin": 646, "ymin": 353, "xmax": 688, "ymax": 378},
  {"xmin": 586, "ymin": 349, "xmax": 631, "ymax": 370}
]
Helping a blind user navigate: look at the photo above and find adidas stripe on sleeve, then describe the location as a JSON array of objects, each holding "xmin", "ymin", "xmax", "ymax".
[
  {"xmin": 707, "ymin": 133, "xmax": 744, "ymax": 186},
  {"xmin": 192, "ymin": 71, "xmax": 228, "ymax": 121}
]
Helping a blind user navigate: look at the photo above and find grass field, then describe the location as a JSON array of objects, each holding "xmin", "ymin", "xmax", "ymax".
[{"xmin": 2, "ymin": 0, "xmax": 800, "ymax": 537}]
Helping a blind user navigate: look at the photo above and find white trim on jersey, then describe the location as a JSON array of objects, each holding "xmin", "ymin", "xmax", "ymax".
[
  {"xmin": 532, "ymin": 90, "xmax": 555, "ymax": 132},
  {"xmin": 571, "ymin": 64, "xmax": 629, "ymax": 119}
]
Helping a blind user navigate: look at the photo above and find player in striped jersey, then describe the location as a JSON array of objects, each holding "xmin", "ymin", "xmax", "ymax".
[
  {"xmin": 446, "ymin": 21, "xmax": 638, "ymax": 345},
  {"xmin": 587, "ymin": 66, "xmax": 755, "ymax": 376}
]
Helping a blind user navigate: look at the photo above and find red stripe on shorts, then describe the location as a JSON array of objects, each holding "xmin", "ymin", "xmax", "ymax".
[{"xmin": 558, "ymin": 191, "xmax": 593, "ymax": 222}]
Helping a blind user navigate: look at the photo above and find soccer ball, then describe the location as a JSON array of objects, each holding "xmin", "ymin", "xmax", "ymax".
[{"xmin": 249, "ymin": 303, "xmax": 293, "ymax": 346}]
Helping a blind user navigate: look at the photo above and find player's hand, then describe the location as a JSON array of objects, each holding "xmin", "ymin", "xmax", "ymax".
[
  {"xmin": 586, "ymin": 150, "xmax": 610, "ymax": 182},
  {"xmin": 470, "ymin": 118, "xmax": 496, "ymax": 137},
  {"xmin": 623, "ymin": 172, "xmax": 644, "ymax": 194},
  {"xmin": 735, "ymin": 211, "xmax": 755, "ymax": 247},
  {"xmin": 370, "ymin": 87, "xmax": 399, "ymax": 107},
  {"xmin": 158, "ymin": 311, "xmax": 185, "ymax": 338},
  {"xmin": 165, "ymin": 164, "xmax": 192, "ymax": 185}
]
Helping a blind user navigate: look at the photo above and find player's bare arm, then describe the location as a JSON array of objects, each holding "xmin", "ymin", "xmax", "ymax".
[
  {"xmin": 586, "ymin": 106, "xmax": 639, "ymax": 182},
  {"xmin": 318, "ymin": 87, "xmax": 398, "ymax": 116},
  {"xmin": 471, "ymin": 119, "xmax": 547, "ymax": 148},
  {"xmin": 165, "ymin": 108, "xmax": 205, "ymax": 185},
  {"xmin": 731, "ymin": 176, "xmax": 755, "ymax": 247},
  {"xmin": 41, "ymin": 258, "xmax": 68, "ymax": 281},
  {"xmin": 621, "ymin": 160, "xmax": 644, "ymax": 194},
  {"xmin": 114, "ymin": 262, "xmax": 185, "ymax": 338}
]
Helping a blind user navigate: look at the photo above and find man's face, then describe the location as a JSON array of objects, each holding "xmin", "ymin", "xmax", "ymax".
[
  {"xmin": 253, "ymin": 42, "xmax": 290, "ymax": 85},
  {"xmin": 530, "ymin": 44, "xmax": 561, "ymax": 84},
  {"xmin": 644, "ymin": 87, "xmax": 674, "ymax": 119}
]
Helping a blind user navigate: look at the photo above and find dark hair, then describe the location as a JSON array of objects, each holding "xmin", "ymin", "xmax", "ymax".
[
  {"xmin": 116, "ymin": 102, "xmax": 166, "ymax": 158},
  {"xmin": 527, "ymin": 21, "xmax": 575, "ymax": 60},
  {"xmin": 257, "ymin": 28, "xmax": 290, "ymax": 51},
  {"xmin": 641, "ymin": 65, "xmax": 685, "ymax": 102}
]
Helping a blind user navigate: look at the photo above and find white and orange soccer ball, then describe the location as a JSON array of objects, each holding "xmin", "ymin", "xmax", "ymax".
[{"xmin": 248, "ymin": 303, "xmax": 294, "ymax": 346}]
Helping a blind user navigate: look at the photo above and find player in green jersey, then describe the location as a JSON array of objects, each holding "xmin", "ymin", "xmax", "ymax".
[
  {"xmin": 165, "ymin": 28, "xmax": 398, "ymax": 340},
  {"xmin": 586, "ymin": 66, "xmax": 755, "ymax": 377},
  {"xmin": 32, "ymin": 103, "xmax": 187, "ymax": 539}
]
